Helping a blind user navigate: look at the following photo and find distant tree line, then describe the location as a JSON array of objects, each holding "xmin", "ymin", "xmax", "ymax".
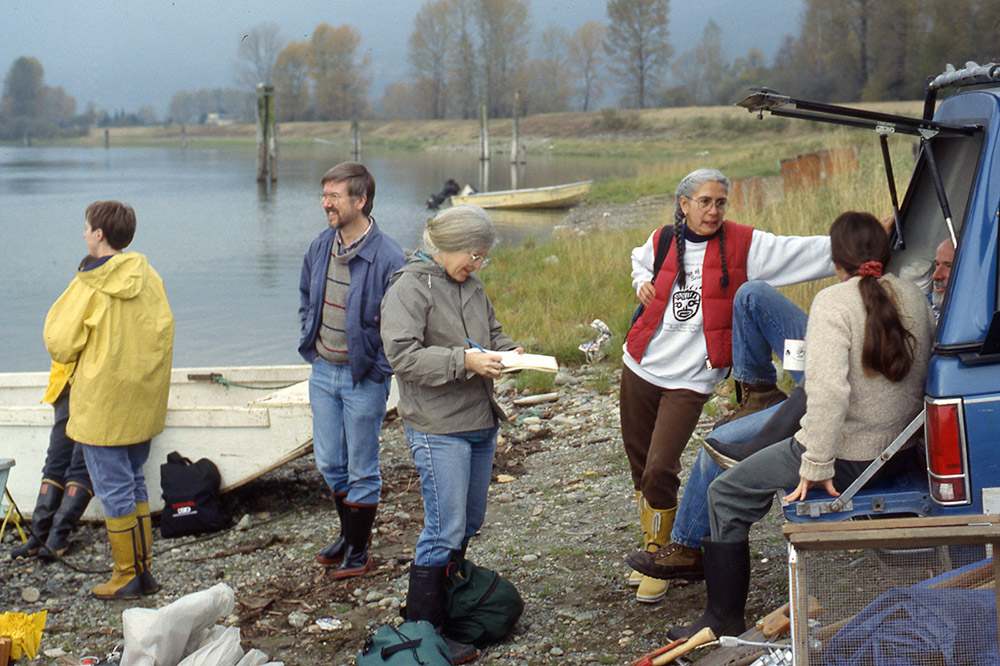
[
  {"xmin": 231, "ymin": 0, "xmax": 1000, "ymax": 123},
  {"xmin": 0, "ymin": 56, "xmax": 166, "ymax": 141}
]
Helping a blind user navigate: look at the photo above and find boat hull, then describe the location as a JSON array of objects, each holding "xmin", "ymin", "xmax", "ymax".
[
  {"xmin": 450, "ymin": 180, "xmax": 592, "ymax": 210},
  {"xmin": 1, "ymin": 365, "xmax": 338, "ymax": 521}
]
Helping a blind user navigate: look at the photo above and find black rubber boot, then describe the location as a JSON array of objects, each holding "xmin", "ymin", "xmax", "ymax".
[
  {"xmin": 38, "ymin": 482, "xmax": 93, "ymax": 560},
  {"xmin": 332, "ymin": 502, "xmax": 376, "ymax": 579},
  {"xmin": 405, "ymin": 565, "xmax": 478, "ymax": 664},
  {"xmin": 704, "ymin": 386, "xmax": 807, "ymax": 469},
  {"xmin": 667, "ymin": 538, "xmax": 750, "ymax": 641},
  {"xmin": 11, "ymin": 480, "xmax": 63, "ymax": 559},
  {"xmin": 315, "ymin": 493, "xmax": 348, "ymax": 565}
]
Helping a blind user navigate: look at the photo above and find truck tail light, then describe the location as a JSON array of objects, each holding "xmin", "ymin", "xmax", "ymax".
[{"xmin": 925, "ymin": 397, "xmax": 970, "ymax": 505}]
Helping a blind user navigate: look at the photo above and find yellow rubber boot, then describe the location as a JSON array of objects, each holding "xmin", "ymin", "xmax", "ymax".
[
  {"xmin": 627, "ymin": 490, "xmax": 647, "ymax": 587},
  {"xmin": 135, "ymin": 501, "xmax": 160, "ymax": 595},
  {"xmin": 92, "ymin": 512, "xmax": 143, "ymax": 600},
  {"xmin": 636, "ymin": 503, "xmax": 676, "ymax": 603}
]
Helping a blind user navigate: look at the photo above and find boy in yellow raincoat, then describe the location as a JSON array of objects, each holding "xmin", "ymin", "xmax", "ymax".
[{"xmin": 43, "ymin": 201, "xmax": 174, "ymax": 600}]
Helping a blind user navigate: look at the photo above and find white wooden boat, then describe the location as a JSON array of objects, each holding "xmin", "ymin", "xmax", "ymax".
[
  {"xmin": 1, "ymin": 365, "xmax": 394, "ymax": 521},
  {"xmin": 450, "ymin": 180, "xmax": 592, "ymax": 210}
]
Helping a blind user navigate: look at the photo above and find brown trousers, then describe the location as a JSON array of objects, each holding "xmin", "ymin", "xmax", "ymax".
[{"xmin": 620, "ymin": 365, "xmax": 711, "ymax": 510}]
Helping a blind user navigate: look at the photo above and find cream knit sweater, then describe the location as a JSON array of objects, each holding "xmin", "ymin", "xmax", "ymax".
[{"xmin": 795, "ymin": 274, "xmax": 935, "ymax": 481}]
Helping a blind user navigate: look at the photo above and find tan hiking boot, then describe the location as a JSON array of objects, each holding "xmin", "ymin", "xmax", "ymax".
[
  {"xmin": 634, "ymin": 502, "xmax": 675, "ymax": 603},
  {"xmin": 715, "ymin": 383, "xmax": 786, "ymax": 427},
  {"xmin": 626, "ymin": 541, "xmax": 705, "ymax": 581}
]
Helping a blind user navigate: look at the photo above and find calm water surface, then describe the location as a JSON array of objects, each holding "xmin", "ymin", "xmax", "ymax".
[{"xmin": 2, "ymin": 145, "xmax": 636, "ymax": 372}]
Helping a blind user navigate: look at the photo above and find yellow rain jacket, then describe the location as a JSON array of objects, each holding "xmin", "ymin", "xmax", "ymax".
[{"xmin": 43, "ymin": 252, "xmax": 174, "ymax": 447}]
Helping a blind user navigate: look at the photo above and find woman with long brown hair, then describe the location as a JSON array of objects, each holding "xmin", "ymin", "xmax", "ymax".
[{"xmin": 667, "ymin": 211, "xmax": 935, "ymax": 641}]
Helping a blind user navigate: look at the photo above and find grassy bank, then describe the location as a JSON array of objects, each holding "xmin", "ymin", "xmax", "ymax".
[{"xmin": 482, "ymin": 138, "xmax": 917, "ymax": 378}]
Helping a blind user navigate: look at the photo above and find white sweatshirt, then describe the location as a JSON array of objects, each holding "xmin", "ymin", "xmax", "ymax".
[{"xmin": 623, "ymin": 228, "xmax": 834, "ymax": 394}]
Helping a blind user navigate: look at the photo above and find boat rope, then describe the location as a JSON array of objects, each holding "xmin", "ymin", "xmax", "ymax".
[{"xmin": 186, "ymin": 372, "xmax": 301, "ymax": 391}]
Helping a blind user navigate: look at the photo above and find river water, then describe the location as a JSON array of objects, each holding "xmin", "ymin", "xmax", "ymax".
[{"xmin": 2, "ymin": 144, "xmax": 636, "ymax": 372}]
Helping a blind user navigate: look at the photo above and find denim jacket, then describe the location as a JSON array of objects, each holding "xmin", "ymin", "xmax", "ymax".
[{"xmin": 298, "ymin": 220, "xmax": 406, "ymax": 384}]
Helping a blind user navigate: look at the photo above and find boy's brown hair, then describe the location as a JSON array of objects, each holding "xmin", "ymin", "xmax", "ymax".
[{"xmin": 86, "ymin": 201, "xmax": 136, "ymax": 250}]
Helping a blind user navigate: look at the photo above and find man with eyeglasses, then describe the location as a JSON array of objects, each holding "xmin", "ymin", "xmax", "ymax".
[{"xmin": 298, "ymin": 161, "xmax": 405, "ymax": 580}]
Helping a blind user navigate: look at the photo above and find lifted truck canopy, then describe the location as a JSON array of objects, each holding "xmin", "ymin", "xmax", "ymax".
[{"xmin": 735, "ymin": 63, "xmax": 1000, "ymax": 361}]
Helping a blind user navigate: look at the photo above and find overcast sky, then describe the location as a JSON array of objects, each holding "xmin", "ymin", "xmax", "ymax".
[{"xmin": 2, "ymin": 0, "xmax": 803, "ymax": 117}]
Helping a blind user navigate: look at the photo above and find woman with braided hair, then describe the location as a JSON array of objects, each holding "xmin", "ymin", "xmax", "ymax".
[
  {"xmin": 664, "ymin": 211, "xmax": 934, "ymax": 640},
  {"xmin": 621, "ymin": 168, "xmax": 835, "ymax": 603}
]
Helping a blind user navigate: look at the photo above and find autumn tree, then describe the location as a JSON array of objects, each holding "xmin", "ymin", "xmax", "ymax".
[
  {"xmin": 444, "ymin": 0, "xmax": 479, "ymax": 119},
  {"xmin": 235, "ymin": 22, "xmax": 284, "ymax": 88},
  {"xmin": 605, "ymin": 0, "xmax": 672, "ymax": 108},
  {"xmin": 309, "ymin": 23, "xmax": 371, "ymax": 120},
  {"xmin": 473, "ymin": 0, "xmax": 530, "ymax": 117},
  {"xmin": 670, "ymin": 20, "xmax": 727, "ymax": 105},
  {"xmin": 273, "ymin": 41, "xmax": 312, "ymax": 121},
  {"xmin": 524, "ymin": 26, "xmax": 572, "ymax": 114},
  {"xmin": 568, "ymin": 21, "xmax": 607, "ymax": 111},
  {"xmin": 1, "ymin": 56, "xmax": 46, "ymax": 120},
  {"xmin": 409, "ymin": 0, "xmax": 452, "ymax": 119}
]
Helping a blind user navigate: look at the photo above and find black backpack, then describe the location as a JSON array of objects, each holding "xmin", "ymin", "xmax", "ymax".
[{"xmin": 159, "ymin": 451, "xmax": 230, "ymax": 538}]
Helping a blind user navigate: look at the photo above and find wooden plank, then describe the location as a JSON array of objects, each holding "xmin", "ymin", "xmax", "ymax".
[
  {"xmin": 788, "ymin": 525, "xmax": 1000, "ymax": 551},
  {"xmin": 782, "ymin": 514, "xmax": 1000, "ymax": 537}
]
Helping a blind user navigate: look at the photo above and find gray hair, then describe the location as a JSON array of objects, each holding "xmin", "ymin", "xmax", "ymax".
[
  {"xmin": 422, "ymin": 204, "xmax": 498, "ymax": 254},
  {"xmin": 673, "ymin": 168, "xmax": 729, "ymax": 223}
]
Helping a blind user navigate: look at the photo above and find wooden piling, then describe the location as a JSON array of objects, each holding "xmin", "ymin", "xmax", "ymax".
[
  {"xmin": 255, "ymin": 84, "xmax": 277, "ymax": 183},
  {"xmin": 104, "ymin": 129, "xmax": 109, "ymax": 149},
  {"xmin": 479, "ymin": 104, "xmax": 490, "ymax": 163},
  {"xmin": 351, "ymin": 119, "xmax": 361, "ymax": 159}
]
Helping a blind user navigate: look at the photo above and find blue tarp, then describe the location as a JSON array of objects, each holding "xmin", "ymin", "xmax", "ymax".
[{"xmin": 824, "ymin": 587, "xmax": 999, "ymax": 666}]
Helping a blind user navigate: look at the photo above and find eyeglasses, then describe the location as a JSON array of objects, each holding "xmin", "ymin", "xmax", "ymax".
[
  {"xmin": 689, "ymin": 196, "xmax": 728, "ymax": 212},
  {"xmin": 318, "ymin": 192, "xmax": 351, "ymax": 204},
  {"xmin": 469, "ymin": 252, "xmax": 491, "ymax": 267}
]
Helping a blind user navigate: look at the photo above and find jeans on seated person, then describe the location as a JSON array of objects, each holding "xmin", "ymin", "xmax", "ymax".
[
  {"xmin": 732, "ymin": 281, "xmax": 809, "ymax": 386},
  {"xmin": 671, "ymin": 404, "xmax": 783, "ymax": 549}
]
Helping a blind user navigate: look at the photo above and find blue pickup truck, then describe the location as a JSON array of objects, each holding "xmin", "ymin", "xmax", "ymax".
[{"xmin": 737, "ymin": 63, "xmax": 1000, "ymax": 524}]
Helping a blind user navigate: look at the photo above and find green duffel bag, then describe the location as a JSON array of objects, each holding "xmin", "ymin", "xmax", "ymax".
[
  {"xmin": 442, "ymin": 559, "xmax": 524, "ymax": 647},
  {"xmin": 356, "ymin": 620, "xmax": 453, "ymax": 666}
]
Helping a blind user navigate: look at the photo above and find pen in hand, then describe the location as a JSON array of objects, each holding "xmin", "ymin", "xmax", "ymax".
[{"xmin": 465, "ymin": 337, "xmax": 488, "ymax": 353}]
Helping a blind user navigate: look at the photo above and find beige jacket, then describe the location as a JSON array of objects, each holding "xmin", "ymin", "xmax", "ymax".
[{"xmin": 796, "ymin": 274, "xmax": 934, "ymax": 481}]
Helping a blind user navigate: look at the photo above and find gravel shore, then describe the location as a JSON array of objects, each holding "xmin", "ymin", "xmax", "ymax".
[{"xmin": 2, "ymin": 363, "xmax": 791, "ymax": 666}]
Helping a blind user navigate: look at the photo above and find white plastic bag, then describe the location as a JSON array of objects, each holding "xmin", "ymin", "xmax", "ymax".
[
  {"xmin": 121, "ymin": 583, "xmax": 236, "ymax": 666},
  {"xmin": 176, "ymin": 626, "xmax": 243, "ymax": 666}
]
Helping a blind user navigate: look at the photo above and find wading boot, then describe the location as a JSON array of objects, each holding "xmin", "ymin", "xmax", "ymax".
[
  {"xmin": 11, "ymin": 479, "xmax": 63, "ymax": 559},
  {"xmin": 405, "ymin": 564, "xmax": 478, "ymax": 664},
  {"xmin": 705, "ymin": 386, "xmax": 807, "ymax": 470},
  {"xmin": 38, "ymin": 482, "xmax": 93, "ymax": 560},
  {"xmin": 666, "ymin": 538, "xmax": 750, "ymax": 641},
  {"xmin": 635, "ymin": 502, "xmax": 675, "ymax": 603},
  {"xmin": 332, "ymin": 501, "xmax": 376, "ymax": 580},
  {"xmin": 135, "ymin": 501, "xmax": 160, "ymax": 595},
  {"xmin": 715, "ymin": 383, "xmax": 787, "ymax": 428},
  {"xmin": 92, "ymin": 511, "xmax": 143, "ymax": 601},
  {"xmin": 316, "ymin": 492, "xmax": 348, "ymax": 565}
]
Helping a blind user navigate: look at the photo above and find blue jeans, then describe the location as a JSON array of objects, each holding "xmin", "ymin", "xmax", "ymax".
[
  {"xmin": 670, "ymin": 404, "xmax": 784, "ymax": 548},
  {"xmin": 406, "ymin": 425, "xmax": 497, "ymax": 567},
  {"xmin": 82, "ymin": 440, "xmax": 150, "ymax": 519},
  {"xmin": 309, "ymin": 359, "xmax": 389, "ymax": 505},
  {"xmin": 732, "ymin": 281, "xmax": 809, "ymax": 385}
]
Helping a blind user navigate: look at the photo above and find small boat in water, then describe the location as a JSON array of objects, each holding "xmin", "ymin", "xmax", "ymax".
[
  {"xmin": 450, "ymin": 180, "xmax": 592, "ymax": 210},
  {"xmin": 0, "ymin": 365, "xmax": 394, "ymax": 521}
]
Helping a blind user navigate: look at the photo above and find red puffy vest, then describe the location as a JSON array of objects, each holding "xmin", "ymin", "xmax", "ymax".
[{"xmin": 626, "ymin": 221, "xmax": 754, "ymax": 369}]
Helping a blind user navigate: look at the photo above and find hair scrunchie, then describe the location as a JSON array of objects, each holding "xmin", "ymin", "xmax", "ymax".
[{"xmin": 857, "ymin": 261, "xmax": 883, "ymax": 278}]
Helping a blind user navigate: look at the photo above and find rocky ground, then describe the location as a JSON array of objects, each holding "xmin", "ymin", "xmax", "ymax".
[{"xmin": 2, "ymin": 364, "xmax": 795, "ymax": 666}]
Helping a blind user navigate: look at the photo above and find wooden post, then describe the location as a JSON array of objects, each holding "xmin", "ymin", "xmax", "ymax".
[
  {"xmin": 256, "ymin": 84, "xmax": 277, "ymax": 183},
  {"xmin": 351, "ymin": 119, "xmax": 361, "ymax": 159},
  {"xmin": 104, "ymin": 129, "xmax": 109, "ymax": 149},
  {"xmin": 479, "ymin": 104, "xmax": 490, "ymax": 162},
  {"xmin": 181, "ymin": 125, "xmax": 187, "ymax": 149},
  {"xmin": 510, "ymin": 91, "xmax": 521, "ymax": 165}
]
